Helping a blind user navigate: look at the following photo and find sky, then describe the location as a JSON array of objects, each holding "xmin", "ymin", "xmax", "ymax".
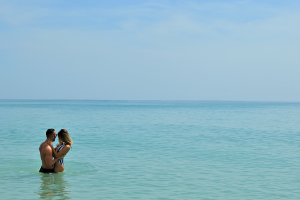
[{"xmin": 0, "ymin": 0, "xmax": 300, "ymax": 101}]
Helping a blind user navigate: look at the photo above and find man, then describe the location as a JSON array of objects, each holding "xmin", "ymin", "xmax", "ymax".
[{"xmin": 39, "ymin": 129, "xmax": 63, "ymax": 173}]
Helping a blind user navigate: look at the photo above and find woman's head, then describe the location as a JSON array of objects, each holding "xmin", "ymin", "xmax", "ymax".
[{"xmin": 57, "ymin": 129, "xmax": 73, "ymax": 145}]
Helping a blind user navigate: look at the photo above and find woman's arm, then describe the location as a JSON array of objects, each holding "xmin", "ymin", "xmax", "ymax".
[
  {"xmin": 51, "ymin": 145, "xmax": 58, "ymax": 158},
  {"xmin": 51, "ymin": 145, "xmax": 58, "ymax": 157},
  {"xmin": 51, "ymin": 144, "xmax": 71, "ymax": 158}
]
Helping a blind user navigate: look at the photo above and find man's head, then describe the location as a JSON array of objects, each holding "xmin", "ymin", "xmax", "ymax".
[{"xmin": 46, "ymin": 128, "xmax": 56, "ymax": 142}]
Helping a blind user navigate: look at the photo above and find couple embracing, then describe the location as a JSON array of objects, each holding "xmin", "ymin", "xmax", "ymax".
[{"xmin": 39, "ymin": 129, "xmax": 73, "ymax": 173}]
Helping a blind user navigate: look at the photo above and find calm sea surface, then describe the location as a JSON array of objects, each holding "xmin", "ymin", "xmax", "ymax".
[{"xmin": 0, "ymin": 100, "xmax": 299, "ymax": 199}]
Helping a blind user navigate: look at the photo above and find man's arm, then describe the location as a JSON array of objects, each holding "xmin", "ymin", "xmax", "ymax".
[{"xmin": 45, "ymin": 146, "xmax": 63, "ymax": 167}]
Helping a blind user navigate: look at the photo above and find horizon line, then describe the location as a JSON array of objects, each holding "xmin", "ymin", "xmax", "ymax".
[{"xmin": 0, "ymin": 99, "xmax": 300, "ymax": 103}]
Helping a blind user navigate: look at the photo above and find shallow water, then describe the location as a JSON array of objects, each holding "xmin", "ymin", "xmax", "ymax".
[{"xmin": 0, "ymin": 100, "xmax": 299, "ymax": 199}]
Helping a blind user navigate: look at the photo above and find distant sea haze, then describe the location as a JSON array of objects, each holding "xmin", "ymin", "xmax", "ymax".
[{"xmin": 0, "ymin": 100, "xmax": 299, "ymax": 199}]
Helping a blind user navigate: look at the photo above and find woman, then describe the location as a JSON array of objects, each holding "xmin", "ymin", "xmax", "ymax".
[{"xmin": 51, "ymin": 129, "xmax": 73, "ymax": 172}]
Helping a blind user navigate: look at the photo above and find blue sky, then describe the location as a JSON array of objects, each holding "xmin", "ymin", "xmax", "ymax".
[{"xmin": 1, "ymin": 0, "xmax": 300, "ymax": 100}]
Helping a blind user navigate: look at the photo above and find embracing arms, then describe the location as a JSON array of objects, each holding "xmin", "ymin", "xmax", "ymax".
[
  {"xmin": 44, "ymin": 146, "xmax": 64, "ymax": 167},
  {"xmin": 51, "ymin": 144, "xmax": 71, "ymax": 159}
]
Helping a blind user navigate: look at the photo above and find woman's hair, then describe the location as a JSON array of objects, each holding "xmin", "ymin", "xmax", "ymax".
[{"xmin": 57, "ymin": 129, "xmax": 73, "ymax": 145}]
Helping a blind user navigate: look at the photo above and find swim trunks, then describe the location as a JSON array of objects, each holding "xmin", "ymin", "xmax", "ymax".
[{"xmin": 39, "ymin": 166, "xmax": 55, "ymax": 173}]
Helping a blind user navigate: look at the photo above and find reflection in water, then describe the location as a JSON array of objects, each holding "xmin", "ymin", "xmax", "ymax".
[{"xmin": 37, "ymin": 173, "xmax": 71, "ymax": 200}]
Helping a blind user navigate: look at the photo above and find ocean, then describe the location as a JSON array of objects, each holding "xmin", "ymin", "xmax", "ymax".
[{"xmin": 0, "ymin": 100, "xmax": 299, "ymax": 199}]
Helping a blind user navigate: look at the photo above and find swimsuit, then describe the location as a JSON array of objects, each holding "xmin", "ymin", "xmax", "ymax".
[
  {"xmin": 56, "ymin": 143, "xmax": 66, "ymax": 166},
  {"xmin": 39, "ymin": 166, "xmax": 55, "ymax": 173}
]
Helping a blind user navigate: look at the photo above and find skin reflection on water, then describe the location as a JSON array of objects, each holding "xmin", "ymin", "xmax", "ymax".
[{"xmin": 37, "ymin": 173, "xmax": 71, "ymax": 199}]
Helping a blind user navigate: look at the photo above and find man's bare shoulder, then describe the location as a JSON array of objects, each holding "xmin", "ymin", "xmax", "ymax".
[
  {"xmin": 40, "ymin": 142, "xmax": 52, "ymax": 154},
  {"xmin": 39, "ymin": 142, "xmax": 45, "ymax": 150}
]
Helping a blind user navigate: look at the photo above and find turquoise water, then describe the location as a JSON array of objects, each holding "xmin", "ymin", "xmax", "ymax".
[{"xmin": 0, "ymin": 100, "xmax": 299, "ymax": 199}]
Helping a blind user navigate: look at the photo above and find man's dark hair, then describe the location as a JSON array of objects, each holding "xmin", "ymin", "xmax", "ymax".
[{"xmin": 46, "ymin": 129, "xmax": 55, "ymax": 138}]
